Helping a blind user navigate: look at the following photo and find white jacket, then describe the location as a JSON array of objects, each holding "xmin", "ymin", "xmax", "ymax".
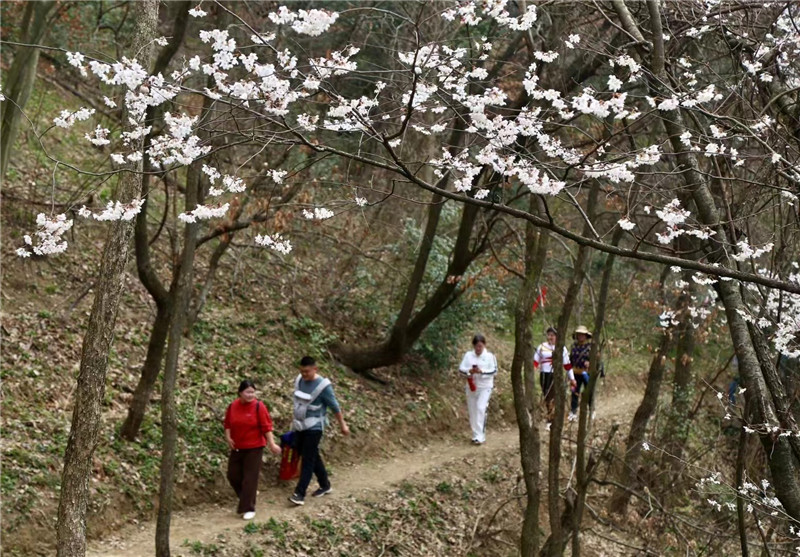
[{"xmin": 459, "ymin": 349, "xmax": 498, "ymax": 390}]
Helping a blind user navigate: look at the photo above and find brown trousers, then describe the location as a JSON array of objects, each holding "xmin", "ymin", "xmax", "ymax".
[{"xmin": 227, "ymin": 447, "xmax": 263, "ymax": 513}]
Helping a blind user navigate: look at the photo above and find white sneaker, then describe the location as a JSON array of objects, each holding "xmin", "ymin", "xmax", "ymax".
[{"xmin": 243, "ymin": 511, "xmax": 256, "ymax": 520}]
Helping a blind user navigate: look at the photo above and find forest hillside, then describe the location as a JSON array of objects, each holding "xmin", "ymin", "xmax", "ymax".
[{"xmin": 2, "ymin": 1, "xmax": 800, "ymax": 556}]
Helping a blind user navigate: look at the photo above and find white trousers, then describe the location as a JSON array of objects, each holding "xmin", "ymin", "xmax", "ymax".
[{"xmin": 466, "ymin": 386, "xmax": 493, "ymax": 442}]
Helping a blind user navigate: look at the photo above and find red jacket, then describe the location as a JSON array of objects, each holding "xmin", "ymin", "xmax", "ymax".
[{"xmin": 224, "ymin": 399, "xmax": 274, "ymax": 450}]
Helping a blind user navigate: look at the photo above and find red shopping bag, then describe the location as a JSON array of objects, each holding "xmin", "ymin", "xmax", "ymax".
[{"xmin": 278, "ymin": 432, "xmax": 301, "ymax": 481}]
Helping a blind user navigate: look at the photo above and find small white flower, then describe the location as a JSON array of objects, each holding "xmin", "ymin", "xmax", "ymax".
[
  {"xmin": 189, "ymin": 6, "xmax": 207, "ymax": 17},
  {"xmin": 618, "ymin": 218, "xmax": 636, "ymax": 231},
  {"xmin": 608, "ymin": 75, "xmax": 623, "ymax": 92},
  {"xmin": 642, "ymin": 442, "xmax": 650, "ymax": 451}
]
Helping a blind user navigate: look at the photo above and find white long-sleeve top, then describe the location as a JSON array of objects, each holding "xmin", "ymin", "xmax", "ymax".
[
  {"xmin": 459, "ymin": 349, "xmax": 497, "ymax": 390},
  {"xmin": 534, "ymin": 342, "xmax": 574, "ymax": 381}
]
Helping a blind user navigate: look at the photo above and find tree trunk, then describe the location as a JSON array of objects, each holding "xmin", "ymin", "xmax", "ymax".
[
  {"xmin": 572, "ymin": 226, "xmax": 622, "ymax": 556},
  {"xmin": 543, "ymin": 182, "xmax": 599, "ymax": 556},
  {"xmin": 0, "ymin": 0, "xmax": 56, "ymax": 177},
  {"xmin": 154, "ymin": 164, "xmax": 201, "ymax": 557},
  {"xmin": 185, "ymin": 237, "xmax": 230, "ymax": 334},
  {"xmin": 154, "ymin": 66, "xmax": 212, "ymax": 552},
  {"xmin": 511, "ymin": 196, "xmax": 549, "ymax": 556},
  {"xmin": 608, "ymin": 329, "xmax": 673, "ymax": 515},
  {"xmin": 119, "ymin": 0, "xmax": 194, "ymax": 440},
  {"xmin": 55, "ymin": 3, "xmax": 158, "ymax": 556},
  {"xmin": 736, "ymin": 398, "xmax": 752, "ymax": 557},
  {"xmin": 332, "ymin": 199, "xmax": 483, "ymax": 372},
  {"xmin": 644, "ymin": 0, "xmax": 800, "ymax": 521},
  {"xmin": 662, "ymin": 265, "xmax": 696, "ymax": 474},
  {"xmin": 119, "ymin": 301, "xmax": 172, "ymax": 440}
]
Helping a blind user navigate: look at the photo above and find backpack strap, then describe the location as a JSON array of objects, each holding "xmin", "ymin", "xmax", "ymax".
[{"xmin": 307, "ymin": 378, "xmax": 332, "ymax": 403}]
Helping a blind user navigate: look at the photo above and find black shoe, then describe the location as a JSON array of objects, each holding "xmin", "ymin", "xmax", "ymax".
[
  {"xmin": 289, "ymin": 493, "xmax": 305, "ymax": 506},
  {"xmin": 312, "ymin": 486, "xmax": 333, "ymax": 497}
]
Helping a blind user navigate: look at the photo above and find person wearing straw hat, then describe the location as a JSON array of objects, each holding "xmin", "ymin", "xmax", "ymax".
[{"xmin": 568, "ymin": 326, "xmax": 592, "ymax": 421}]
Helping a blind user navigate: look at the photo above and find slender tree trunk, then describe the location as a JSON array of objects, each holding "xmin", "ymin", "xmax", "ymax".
[
  {"xmin": 0, "ymin": 0, "xmax": 56, "ymax": 177},
  {"xmin": 643, "ymin": 0, "xmax": 800, "ymax": 520},
  {"xmin": 154, "ymin": 67, "xmax": 212, "ymax": 551},
  {"xmin": 119, "ymin": 301, "xmax": 172, "ymax": 440},
  {"xmin": 154, "ymin": 165, "xmax": 201, "ymax": 557},
  {"xmin": 332, "ymin": 199, "xmax": 483, "ymax": 372},
  {"xmin": 185, "ymin": 237, "xmax": 230, "ymax": 333},
  {"xmin": 662, "ymin": 266, "xmax": 696, "ymax": 473},
  {"xmin": 118, "ymin": 0, "xmax": 193, "ymax": 440},
  {"xmin": 736, "ymin": 399, "xmax": 752, "ymax": 557},
  {"xmin": 543, "ymin": 182, "xmax": 599, "ymax": 556},
  {"xmin": 511, "ymin": 196, "xmax": 549, "ymax": 556},
  {"xmin": 608, "ymin": 329, "xmax": 673, "ymax": 514},
  {"xmin": 55, "ymin": 3, "xmax": 158, "ymax": 556},
  {"xmin": 572, "ymin": 227, "xmax": 622, "ymax": 556}
]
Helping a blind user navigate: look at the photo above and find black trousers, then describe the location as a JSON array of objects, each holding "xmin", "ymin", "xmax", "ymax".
[
  {"xmin": 227, "ymin": 447, "xmax": 263, "ymax": 513},
  {"xmin": 294, "ymin": 429, "xmax": 330, "ymax": 497},
  {"xmin": 571, "ymin": 371, "xmax": 591, "ymax": 414},
  {"xmin": 540, "ymin": 372, "xmax": 555, "ymax": 421}
]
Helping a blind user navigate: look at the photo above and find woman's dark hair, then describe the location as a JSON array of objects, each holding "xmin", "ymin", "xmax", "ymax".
[
  {"xmin": 238, "ymin": 380, "xmax": 256, "ymax": 393},
  {"xmin": 546, "ymin": 327, "xmax": 558, "ymax": 336},
  {"xmin": 472, "ymin": 334, "xmax": 487, "ymax": 346},
  {"xmin": 299, "ymin": 355, "xmax": 316, "ymax": 367}
]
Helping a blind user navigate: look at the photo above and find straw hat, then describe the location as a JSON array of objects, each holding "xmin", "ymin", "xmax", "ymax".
[{"xmin": 573, "ymin": 325, "xmax": 592, "ymax": 339}]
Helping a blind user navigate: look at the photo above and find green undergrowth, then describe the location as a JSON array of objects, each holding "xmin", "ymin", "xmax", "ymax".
[{"xmin": 1, "ymin": 299, "xmax": 506, "ymax": 555}]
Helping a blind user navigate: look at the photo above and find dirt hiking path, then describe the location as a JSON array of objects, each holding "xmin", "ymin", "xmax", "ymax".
[{"xmin": 88, "ymin": 387, "xmax": 639, "ymax": 557}]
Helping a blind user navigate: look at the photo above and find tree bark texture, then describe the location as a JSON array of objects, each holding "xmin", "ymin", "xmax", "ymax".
[
  {"xmin": 662, "ymin": 266, "xmax": 696, "ymax": 475},
  {"xmin": 119, "ymin": 0, "xmax": 194, "ymax": 441},
  {"xmin": 511, "ymin": 196, "xmax": 549, "ymax": 556},
  {"xmin": 643, "ymin": 0, "xmax": 800, "ymax": 522},
  {"xmin": 119, "ymin": 302, "xmax": 172, "ymax": 440},
  {"xmin": 544, "ymin": 182, "xmax": 599, "ymax": 557},
  {"xmin": 154, "ymin": 164, "xmax": 201, "ymax": 557},
  {"xmin": 608, "ymin": 329, "xmax": 673, "ymax": 515},
  {"xmin": 55, "ymin": 2, "xmax": 158, "ymax": 556},
  {"xmin": 0, "ymin": 0, "xmax": 56, "ymax": 177},
  {"xmin": 572, "ymin": 226, "xmax": 622, "ymax": 556}
]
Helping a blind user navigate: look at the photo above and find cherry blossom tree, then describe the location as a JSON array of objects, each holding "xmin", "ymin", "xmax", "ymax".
[{"xmin": 7, "ymin": 0, "xmax": 800, "ymax": 554}]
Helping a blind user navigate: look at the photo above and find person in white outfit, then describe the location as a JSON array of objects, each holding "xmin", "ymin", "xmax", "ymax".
[
  {"xmin": 533, "ymin": 327, "xmax": 572, "ymax": 430},
  {"xmin": 458, "ymin": 334, "xmax": 497, "ymax": 445}
]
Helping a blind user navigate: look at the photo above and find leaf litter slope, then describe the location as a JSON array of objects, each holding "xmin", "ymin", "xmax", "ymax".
[{"xmin": 87, "ymin": 386, "xmax": 640, "ymax": 557}]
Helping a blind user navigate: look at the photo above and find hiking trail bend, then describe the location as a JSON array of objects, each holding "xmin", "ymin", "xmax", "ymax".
[{"xmin": 87, "ymin": 387, "xmax": 639, "ymax": 557}]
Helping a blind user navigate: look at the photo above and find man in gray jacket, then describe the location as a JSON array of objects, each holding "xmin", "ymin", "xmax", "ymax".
[{"xmin": 289, "ymin": 356, "xmax": 350, "ymax": 506}]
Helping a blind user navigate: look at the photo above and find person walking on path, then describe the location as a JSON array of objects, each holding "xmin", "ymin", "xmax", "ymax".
[
  {"xmin": 458, "ymin": 334, "xmax": 498, "ymax": 445},
  {"xmin": 534, "ymin": 327, "xmax": 572, "ymax": 430},
  {"xmin": 569, "ymin": 326, "xmax": 593, "ymax": 421},
  {"xmin": 224, "ymin": 380, "xmax": 281, "ymax": 520},
  {"xmin": 289, "ymin": 356, "xmax": 350, "ymax": 506}
]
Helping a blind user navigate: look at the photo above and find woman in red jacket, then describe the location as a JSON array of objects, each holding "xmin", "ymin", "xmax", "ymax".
[{"xmin": 224, "ymin": 380, "xmax": 281, "ymax": 520}]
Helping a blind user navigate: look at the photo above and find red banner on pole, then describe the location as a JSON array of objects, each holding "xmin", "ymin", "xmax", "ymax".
[{"xmin": 532, "ymin": 286, "xmax": 547, "ymax": 313}]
